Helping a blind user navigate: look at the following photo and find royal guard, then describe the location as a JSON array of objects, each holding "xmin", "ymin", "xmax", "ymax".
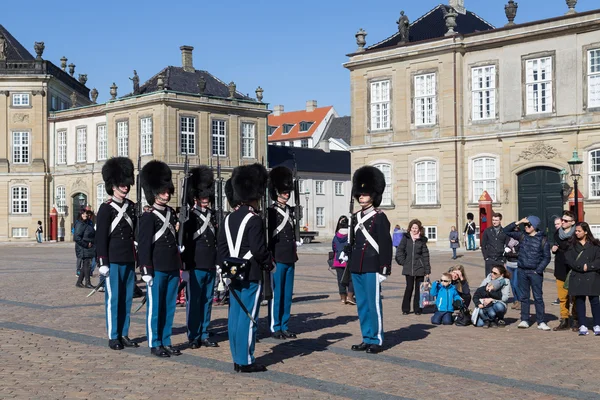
[
  {"xmin": 342, "ymin": 166, "xmax": 392, "ymax": 354},
  {"xmin": 182, "ymin": 166, "xmax": 219, "ymax": 349},
  {"xmin": 267, "ymin": 166, "xmax": 301, "ymax": 339},
  {"xmin": 138, "ymin": 160, "xmax": 182, "ymax": 358},
  {"xmin": 96, "ymin": 157, "xmax": 139, "ymax": 350},
  {"xmin": 217, "ymin": 163, "xmax": 272, "ymax": 373}
]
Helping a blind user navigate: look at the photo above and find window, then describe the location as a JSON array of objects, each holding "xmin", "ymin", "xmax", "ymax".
[
  {"xmin": 288, "ymin": 141, "xmax": 294, "ymax": 147},
  {"xmin": 282, "ymin": 124, "xmax": 294, "ymax": 134},
  {"xmin": 414, "ymin": 73, "xmax": 436, "ymax": 126},
  {"xmin": 11, "ymin": 186, "xmax": 29, "ymax": 214},
  {"xmin": 268, "ymin": 126, "xmax": 277, "ymax": 136},
  {"xmin": 299, "ymin": 121, "xmax": 313, "ymax": 132},
  {"xmin": 140, "ymin": 117, "xmax": 153, "ymax": 156},
  {"xmin": 51, "ymin": 96, "xmax": 58, "ymax": 111},
  {"xmin": 299, "ymin": 179, "xmax": 306, "ymax": 193},
  {"xmin": 76, "ymin": 127, "xmax": 87, "ymax": 163},
  {"xmin": 590, "ymin": 149, "xmax": 600, "ymax": 198},
  {"xmin": 415, "ymin": 161, "xmax": 437, "ymax": 205},
  {"xmin": 57, "ymin": 130, "xmax": 67, "ymax": 164},
  {"xmin": 12, "ymin": 228, "xmax": 28, "ymax": 238},
  {"xmin": 526, "ymin": 57, "xmax": 553, "ymax": 114},
  {"xmin": 97, "ymin": 125, "xmax": 107, "ymax": 161},
  {"xmin": 96, "ymin": 183, "xmax": 106, "ymax": 211},
  {"xmin": 472, "ymin": 66, "xmax": 496, "ymax": 120},
  {"xmin": 56, "ymin": 186, "xmax": 66, "ymax": 214},
  {"xmin": 373, "ymin": 163, "xmax": 392, "ymax": 206},
  {"xmin": 180, "ymin": 117, "xmax": 196, "ymax": 155},
  {"xmin": 590, "ymin": 225, "xmax": 600, "ymax": 238},
  {"xmin": 334, "ymin": 182, "xmax": 343, "ymax": 196},
  {"xmin": 241, "ymin": 122, "xmax": 255, "ymax": 158},
  {"xmin": 424, "ymin": 226, "xmax": 437, "ymax": 241},
  {"xmin": 212, "ymin": 120, "xmax": 226, "ymax": 156},
  {"xmin": 370, "ymin": 80, "xmax": 390, "ymax": 130},
  {"xmin": 12, "ymin": 132, "xmax": 29, "ymax": 164},
  {"xmin": 472, "ymin": 157, "xmax": 497, "ymax": 202},
  {"xmin": 316, "ymin": 207, "xmax": 324, "ymax": 227},
  {"xmin": 12, "ymin": 93, "xmax": 30, "ymax": 107},
  {"xmin": 315, "ymin": 181, "xmax": 324, "ymax": 195},
  {"xmin": 588, "ymin": 49, "xmax": 600, "ymax": 109},
  {"xmin": 117, "ymin": 121, "xmax": 129, "ymax": 157},
  {"xmin": 301, "ymin": 139, "xmax": 309, "ymax": 148}
]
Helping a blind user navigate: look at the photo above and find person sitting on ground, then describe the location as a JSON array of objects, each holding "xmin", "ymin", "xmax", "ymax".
[
  {"xmin": 448, "ymin": 265, "xmax": 471, "ymax": 308},
  {"xmin": 428, "ymin": 272, "xmax": 463, "ymax": 325},
  {"xmin": 473, "ymin": 278, "xmax": 507, "ymax": 328},
  {"xmin": 474, "ymin": 265, "xmax": 511, "ymax": 328}
]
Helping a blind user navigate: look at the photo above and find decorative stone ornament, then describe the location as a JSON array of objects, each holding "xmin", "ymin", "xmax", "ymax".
[
  {"xmin": 566, "ymin": 0, "xmax": 577, "ymax": 15},
  {"xmin": 355, "ymin": 28, "xmax": 367, "ymax": 52},
  {"xmin": 397, "ymin": 11, "xmax": 409, "ymax": 43},
  {"xmin": 228, "ymin": 81, "xmax": 236, "ymax": 98},
  {"xmin": 34, "ymin": 42, "xmax": 45, "ymax": 60},
  {"xmin": 157, "ymin": 74, "xmax": 165, "ymax": 91},
  {"xmin": 505, "ymin": 1, "xmax": 518, "ymax": 26},
  {"xmin": 68, "ymin": 63, "xmax": 75, "ymax": 77},
  {"xmin": 444, "ymin": 7, "xmax": 458, "ymax": 36},
  {"xmin": 60, "ymin": 56, "xmax": 67, "ymax": 71},
  {"xmin": 198, "ymin": 76, "xmax": 206, "ymax": 94},
  {"xmin": 70, "ymin": 92, "xmax": 77, "ymax": 108},
  {"xmin": 90, "ymin": 88, "xmax": 98, "ymax": 103},
  {"xmin": 255, "ymin": 86, "xmax": 264, "ymax": 102},
  {"xmin": 78, "ymin": 74, "xmax": 88, "ymax": 85},
  {"xmin": 110, "ymin": 83, "xmax": 118, "ymax": 100}
]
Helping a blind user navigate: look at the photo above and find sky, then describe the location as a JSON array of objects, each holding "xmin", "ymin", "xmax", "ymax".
[{"xmin": 2, "ymin": 0, "xmax": 597, "ymax": 116}]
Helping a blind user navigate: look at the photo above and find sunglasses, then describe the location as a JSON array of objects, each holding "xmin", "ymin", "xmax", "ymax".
[
  {"xmin": 561, "ymin": 218, "xmax": 573, "ymax": 223},
  {"xmin": 441, "ymin": 280, "xmax": 451, "ymax": 283},
  {"xmin": 524, "ymin": 223, "xmax": 532, "ymax": 228}
]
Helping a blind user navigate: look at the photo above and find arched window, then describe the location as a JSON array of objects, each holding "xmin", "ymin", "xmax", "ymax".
[
  {"xmin": 415, "ymin": 161, "xmax": 437, "ymax": 205},
  {"xmin": 472, "ymin": 157, "xmax": 497, "ymax": 202},
  {"xmin": 373, "ymin": 163, "xmax": 392, "ymax": 206}
]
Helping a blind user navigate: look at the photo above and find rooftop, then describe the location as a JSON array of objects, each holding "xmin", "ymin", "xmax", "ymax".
[
  {"xmin": 268, "ymin": 105, "xmax": 334, "ymax": 141},
  {"xmin": 268, "ymin": 145, "xmax": 350, "ymax": 175}
]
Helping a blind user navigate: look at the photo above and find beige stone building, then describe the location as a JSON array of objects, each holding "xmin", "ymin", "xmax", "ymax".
[{"xmin": 344, "ymin": 3, "xmax": 600, "ymax": 247}]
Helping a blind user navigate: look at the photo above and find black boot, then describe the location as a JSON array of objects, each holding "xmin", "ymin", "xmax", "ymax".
[
  {"xmin": 108, "ymin": 339, "xmax": 123, "ymax": 350},
  {"xmin": 237, "ymin": 363, "xmax": 267, "ymax": 373},
  {"xmin": 120, "ymin": 336, "xmax": 139, "ymax": 348},
  {"xmin": 553, "ymin": 318, "xmax": 569, "ymax": 331}
]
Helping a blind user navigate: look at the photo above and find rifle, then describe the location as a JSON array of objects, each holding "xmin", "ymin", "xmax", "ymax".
[
  {"xmin": 216, "ymin": 153, "xmax": 224, "ymax": 227},
  {"xmin": 340, "ymin": 194, "xmax": 355, "ymax": 285},
  {"xmin": 136, "ymin": 154, "xmax": 142, "ymax": 238},
  {"xmin": 292, "ymin": 154, "xmax": 301, "ymax": 243},
  {"xmin": 178, "ymin": 153, "xmax": 191, "ymax": 252},
  {"xmin": 261, "ymin": 156, "xmax": 273, "ymax": 301}
]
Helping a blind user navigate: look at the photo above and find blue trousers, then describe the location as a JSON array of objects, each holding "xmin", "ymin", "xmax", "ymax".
[
  {"xmin": 476, "ymin": 302, "xmax": 507, "ymax": 326},
  {"xmin": 431, "ymin": 311, "xmax": 453, "ymax": 325},
  {"xmin": 518, "ymin": 269, "xmax": 545, "ymax": 323},
  {"xmin": 467, "ymin": 234, "xmax": 476, "ymax": 250},
  {"xmin": 228, "ymin": 281, "xmax": 261, "ymax": 366},
  {"xmin": 105, "ymin": 263, "xmax": 135, "ymax": 340},
  {"xmin": 146, "ymin": 270, "xmax": 179, "ymax": 348},
  {"xmin": 186, "ymin": 269, "xmax": 216, "ymax": 341},
  {"xmin": 351, "ymin": 272, "xmax": 383, "ymax": 345},
  {"xmin": 270, "ymin": 262, "xmax": 295, "ymax": 333},
  {"xmin": 506, "ymin": 263, "xmax": 520, "ymax": 301}
]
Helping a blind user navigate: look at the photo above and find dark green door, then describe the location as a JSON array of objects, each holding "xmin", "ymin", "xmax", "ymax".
[{"xmin": 517, "ymin": 167, "xmax": 563, "ymax": 237}]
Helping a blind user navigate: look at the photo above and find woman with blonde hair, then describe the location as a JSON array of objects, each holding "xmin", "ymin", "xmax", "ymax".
[{"xmin": 448, "ymin": 265, "xmax": 471, "ymax": 308}]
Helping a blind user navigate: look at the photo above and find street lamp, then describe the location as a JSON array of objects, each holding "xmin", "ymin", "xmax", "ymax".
[
  {"xmin": 567, "ymin": 148, "xmax": 583, "ymax": 222},
  {"xmin": 304, "ymin": 189, "xmax": 310, "ymax": 229},
  {"xmin": 559, "ymin": 168, "xmax": 570, "ymax": 204},
  {"xmin": 78, "ymin": 193, "xmax": 86, "ymax": 212}
]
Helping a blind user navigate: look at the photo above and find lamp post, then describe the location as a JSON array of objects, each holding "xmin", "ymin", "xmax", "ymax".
[
  {"xmin": 567, "ymin": 149, "xmax": 583, "ymax": 222},
  {"xmin": 304, "ymin": 189, "xmax": 310, "ymax": 229},
  {"xmin": 559, "ymin": 168, "xmax": 570, "ymax": 205}
]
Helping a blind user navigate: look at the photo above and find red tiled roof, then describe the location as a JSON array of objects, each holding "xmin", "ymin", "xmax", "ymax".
[{"xmin": 268, "ymin": 106, "xmax": 333, "ymax": 141}]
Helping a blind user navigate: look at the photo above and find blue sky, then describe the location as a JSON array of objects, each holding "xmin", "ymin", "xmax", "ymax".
[{"xmin": 2, "ymin": 0, "xmax": 597, "ymax": 115}]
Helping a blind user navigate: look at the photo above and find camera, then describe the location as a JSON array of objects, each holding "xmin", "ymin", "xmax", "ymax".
[{"xmin": 222, "ymin": 257, "xmax": 249, "ymax": 282}]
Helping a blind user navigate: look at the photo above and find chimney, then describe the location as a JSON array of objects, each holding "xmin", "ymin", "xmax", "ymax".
[
  {"xmin": 273, "ymin": 105, "xmax": 284, "ymax": 116},
  {"xmin": 306, "ymin": 100, "xmax": 318, "ymax": 112},
  {"xmin": 449, "ymin": 0, "xmax": 466, "ymax": 14},
  {"xmin": 180, "ymin": 45, "xmax": 194, "ymax": 72}
]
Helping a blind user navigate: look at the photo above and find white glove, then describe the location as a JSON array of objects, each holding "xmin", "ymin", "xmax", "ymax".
[
  {"xmin": 142, "ymin": 275, "xmax": 153, "ymax": 286},
  {"xmin": 339, "ymin": 251, "xmax": 348, "ymax": 263},
  {"xmin": 181, "ymin": 271, "xmax": 190, "ymax": 283},
  {"xmin": 504, "ymin": 247, "xmax": 511, "ymax": 253},
  {"xmin": 224, "ymin": 277, "xmax": 231, "ymax": 286},
  {"xmin": 99, "ymin": 266, "xmax": 110, "ymax": 277},
  {"xmin": 296, "ymin": 238, "xmax": 304, "ymax": 247},
  {"xmin": 178, "ymin": 245, "xmax": 185, "ymax": 253},
  {"xmin": 216, "ymin": 265, "xmax": 222, "ymax": 274},
  {"xmin": 134, "ymin": 241, "xmax": 138, "ymax": 249},
  {"xmin": 377, "ymin": 273, "xmax": 387, "ymax": 283}
]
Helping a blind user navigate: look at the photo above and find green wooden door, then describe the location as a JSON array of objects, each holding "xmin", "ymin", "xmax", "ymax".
[{"xmin": 517, "ymin": 167, "xmax": 563, "ymax": 236}]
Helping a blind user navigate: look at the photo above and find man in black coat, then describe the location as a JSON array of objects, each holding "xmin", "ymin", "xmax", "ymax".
[{"xmin": 481, "ymin": 213, "xmax": 509, "ymax": 277}]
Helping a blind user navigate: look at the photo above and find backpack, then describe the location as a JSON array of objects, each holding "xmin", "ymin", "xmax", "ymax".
[{"xmin": 454, "ymin": 304, "xmax": 472, "ymax": 327}]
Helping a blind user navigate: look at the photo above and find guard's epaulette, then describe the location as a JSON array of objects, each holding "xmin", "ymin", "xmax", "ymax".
[
  {"xmin": 105, "ymin": 199, "xmax": 113, "ymax": 204},
  {"xmin": 375, "ymin": 209, "xmax": 383, "ymax": 214}
]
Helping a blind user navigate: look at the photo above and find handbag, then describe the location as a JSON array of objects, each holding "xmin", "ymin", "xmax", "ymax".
[
  {"xmin": 327, "ymin": 251, "xmax": 335, "ymax": 268},
  {"xmin": 563, "ymin": 250, "xmax": 584, "ymax": 290},
  {"xmin": 419, "ymin": 278, "xmax": 435, "ymax": 309}
]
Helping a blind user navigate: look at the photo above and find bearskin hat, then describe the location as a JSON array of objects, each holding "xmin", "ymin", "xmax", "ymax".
[
  {"xmin": 101, "ymin": 157, "xmax": 135, "ymax": 196},
  {"xmin": 232, "ymin": 163, "xmax": 268, "ymax": 203},
  {"xmin": 268, "ymin": 166, "xmax": 294, "ymax": 201},
  {"xmin": 140, "ymin": 160, "xmax": 174, "ymax": 206},
  {"xmin": 467, "ymin": 212, "xmax": 474, "ymax": 220},
  {"xmin": 186, "ymin": 166, "xmax": 214, "ymax": 206},
  {"xmin": 352, "ymin": 166, "xmax": 386, "ymax": 208},
  {"xmin": 224, "ymin": 178, "xmax": 240, "ymax": 209}
]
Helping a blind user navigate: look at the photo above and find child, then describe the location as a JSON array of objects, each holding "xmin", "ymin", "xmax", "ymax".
[
  {"xmin": 429, "ymin": 272, "xmax": 463, "ymax": 325},
  {"xmin": 473, "ymin": 279, "xmax": 506, "ymax": 328}
]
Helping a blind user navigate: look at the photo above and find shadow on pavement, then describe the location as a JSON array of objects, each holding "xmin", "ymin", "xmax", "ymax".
[
  {"xmin": 292, "ymin": 294, "xmax": 330, "ymax": 303},
  {"xmin": 258, "ymin": 332, "xmax": 351, "ymax": 367},
  {"xmin": 385, "ymin": 323, "xmax": 436, "ymax": 350}
]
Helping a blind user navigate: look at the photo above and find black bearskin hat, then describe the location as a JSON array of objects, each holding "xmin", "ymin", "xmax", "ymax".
[
  {"xmin": 140, "ymin": 160, "xmax": 174, "ymax": 206},
  {"xmin": 232, "ymin": 163, "xmax": 268, "ymax": 203},
  {"xmin": 102, "ymin": 157, "xmax": 135, "ymax": 196},
  {"xmin": 352, "ymin": 166, "xmax": 386, "ymax": 208},
  {"xmin": 186, "ymin": 166, "xmax": 214, "ymax": 206},
  {"xmin": 467, "ymin": 212, "xmax": 474, "ymax": 220},
  {"xmin": 224, "ymin": 178, "xmax": 240, "ymax": 209},
  {"xmin": 268, "ymin": 166, "xmax": 294, "ymax": 201}
]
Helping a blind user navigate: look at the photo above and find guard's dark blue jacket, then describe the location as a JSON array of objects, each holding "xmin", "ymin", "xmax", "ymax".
[
  {"xmin": 95, "ymin": 198, "xmax": 137, "ymax": 267},
  {"xmin": 349, "ymin": 208, "xmax": 393, "ymax": 274},
  {"xmin": 183, "ymin": 206, "xmax": 218, "ymax": 270},
  {"xmin": 138, "ymin": 205, "xmax": 181, "ymax": 275},
  {"xmin": 267, "ymin": 203, "xmax": 298, "ymax": 264}
]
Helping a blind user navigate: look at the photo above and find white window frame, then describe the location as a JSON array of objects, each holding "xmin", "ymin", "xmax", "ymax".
[
  {"xmin": 414, "ymin": 160, "xmax": 437, "ymax": 205},
  {"xmin": 241, "ymin": 122, "xmax": 255, "ymax": 159},
  {"xmin": 117, "ymin": 121, "xmax": 129, "ymax": 157},
  {"xmin": 140, "ymin": 117, "xmax": 153, "ymax": 156},
  {"xmin": 97, "ymin": 124, "xmax": 107, "ymax": 161},
  {"xmin": 526, "ymin": 57, "xmax": 553, "ymax": 115},
  {"xmin": 334, "ymin": 181, "xmax": 343, "ymax": 196},
  {"xmin": 316, "ymin": 207, "xmax": 325, "ymax": 227},
  {"xmin": 315, "ymin": 181, "xmax": 324, "ymax": 195},
  {"xmin": 590, "ymin": 224, "xmax": 600, "ymax": 238},
  {"xmin": 56, "ymin": 186, "xmax": 66, "ymax": 214},
  {"xmin": 472, "ymin": 65, "xmax": 496, "ymax": 121},
  {"xmin": 76, "ymin": 127, "xmax": 87, "ymax": 163},
  {"xmin": 268, "ymin": 126, "xmax": 277, "ymax": 136},
  {"xmin": 588, "ymin": 49, "xmax": 600, "ymax": 109},
  {"xmin": 370, "ymin": 80, "xmax": 390, "ymax": 131},
  {"xmin": 590, "ymin": 149, "xmax": 600, "ymax": 199},
  {"xmin": 472, "ymin": 157, "xmax": 497, "ymax": 202},
  {"xmin": 282, "ymin": 124, "xmax": 294, "ymax": 134},
  {"xmin": 299, "ymin": 121, "xmax": 313, "ymax": 132},
  {"xmin": 96, "ymin": 183, "xmax": 106, "ymax": 211},
  {"xmin": 424, "ymin": 226, "xmax": 437, "ymax": 241},
  {"xmin": 12, "ymin": 227, "xmax": 28, "ymax": 238},
  {"xmin": 212, "ymin": 120, "xmax": 227, "ymax": 157},
  {"xmin": 301, "ymin": 139, "xmax": 309, "ymax": 148},
  {"xmin": 288, "ymin": 141, "xmax": 294, "ymax": 147},
  {"xmin": 12, "ymin": 93, "xmax": 30, "ymax": 107},
  {"xmin": 299, "ymin": 179, "xmax": 306, "ymax": 194},
  {"xmin": 57, "ymin": 130, "xmax": 67, "ymax": 164},
  {"xmin": 12, "ymin": 131, "xmax": 30, "ymax": 164},
  {"xmin": 414, "ymin": 73, "xmax": 436, "ymax": 126},
  {"xmin": 179, "ymin": 116, "xmax": 196, "ymax": 155},
  {"xmin": 373, "ymin": 163, "xmax": 392, "ymax": 206},
  {"xmin": 11, "ymin": 186, "xmax": 29, "ymax": 214}
]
